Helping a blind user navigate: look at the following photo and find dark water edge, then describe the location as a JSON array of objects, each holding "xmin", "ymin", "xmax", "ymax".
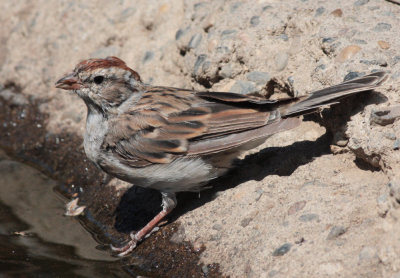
[{"xmin": 0, "ymin": 151, "xmax": 132, "ymax": 278}]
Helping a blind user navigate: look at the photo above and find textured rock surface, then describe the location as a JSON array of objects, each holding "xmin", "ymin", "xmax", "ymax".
[{"xmin": 1, "ymin": 0, "xmax": 400, "ymax": 277}]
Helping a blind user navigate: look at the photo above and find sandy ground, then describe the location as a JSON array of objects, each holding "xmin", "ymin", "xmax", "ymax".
[{"xmin": 1, "ymin": 0, "xmax": 400, "ymax": 277}]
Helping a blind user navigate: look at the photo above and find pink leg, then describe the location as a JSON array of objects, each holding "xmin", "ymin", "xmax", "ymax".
[{"xmin": 111, "ymin": 192, "xmax": 177, "ymax": 256}]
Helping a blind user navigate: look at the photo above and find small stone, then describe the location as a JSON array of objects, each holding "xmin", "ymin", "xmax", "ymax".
[
  {"xmin": 240, "ymin": 217, "xmax": 253, "ymax": 228},
  {"xmin": 254, "ymin": 188, "xmax": 264, "ymax": 201},
  {"xmin": 322, "ymin": 37, "xmax": 335, "ymax": 43},
  {"xmin": 250, "ymin": 16, "xmax": 260, "ymax": 26},
  {"xmin": 274, "ymin": 52, "xmax": 289, "ymax": 71},
  {"xmin": 230, "ymin": 80, "xmax": 257, "ymax": 95},
  {"xmin": 370, "ymin": 106, "xmax": 400, "ymax": 126},
  {"xmin": 272, "ymin": 243, "xmax": 292, "ymax": 256},
  {"xmin": 335, "ymin": 45, "xmax": 361, "ymax": 62},
  {"xmin": 221, "ymin": 29, "xmax": 237, "ymax": 40},
  {"xmin": 373, "ymin": 23, "xmax": 392, "ymax": 32},
  {"xmin": 331, "ymin": 8, "xmax": 343, "ymax": 17},
  {"xmin": 393, "ymin": 139, "xmax": 400, "ymax": 150},
  {"xmin": 278, "ymin": 34, "xmax": 289, "ymax": 41},
  {"xmin": 343, "ymin": 71, "xmax": 363, "ymax": 81},
  {"xmin": 315, "ymin": 7, "xmax": 325, "ymax": 16},
  {"xmin": 193, "ymin": 54, "xmax": 207, "ymax": 74},
  {"xmin": 299, "ymin": 213, "xmax": 319, "ymax": 222},
  {"xmin": 188, "ymin": 33, "xmax": 202, "ymax": 49},
  {"xmin": 288, "ymin": 201, "xmax": 307, "ymax": 215},
  {"xmin": 388, "ymin": 180, "xmax": 400, "ymax": 203},
  {"xmin": 175, "ymin": 28, "xmax": 185, "ymax": 40},
  {"xmin": 246, "ymin": 71, "xmax": 270, "ymax": 85},
  {"xmin": 359, "ymin": 246, "xmax": 379, "ymax": 263},
  {"xmin": 287, "ymin": 76, "xmax": 294, "ymax": 85},
  {"xmin": 142, "ymin": 51, "xmax": 154, "ymax": 63},
  {"xmin": 219, "ymin": 64, "xmax": 233, "ymax": 78},
  {"xmin": 212, "ymin": 224, "xmax": 223, "ymax": 231},
  {"xmin": 201, "ymin": 265, "xmax": 209, "ymax": 275},
  {"xmin": 378, "ymin": 40, "xmax": 390, "ymax": 49},
  {"xmin": 384, "ymin": 133, "xmax": 396, "ymax": 140},
  {"xmin": 326, "ymin": 226, "xmax": 347, "ymax": 240},
  {"xmin": 354, "ymin": 0, "xmax": 369, "ymax": 6}
]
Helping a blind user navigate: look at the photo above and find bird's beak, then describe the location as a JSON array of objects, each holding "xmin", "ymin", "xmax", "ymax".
[{"xmin": 55, "ymin": 73, "xmax": 82, "ymax": 90}]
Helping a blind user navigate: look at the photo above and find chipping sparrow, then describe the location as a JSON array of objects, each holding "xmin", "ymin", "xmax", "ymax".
[{"xmin": 56, "ymin": 56, "xmax": 386, "ymax": 256}]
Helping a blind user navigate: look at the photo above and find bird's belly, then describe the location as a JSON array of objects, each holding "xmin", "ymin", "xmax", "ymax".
[{"xmin": 99, "ymin": 156, "xmax": 220, "ymax": 193}]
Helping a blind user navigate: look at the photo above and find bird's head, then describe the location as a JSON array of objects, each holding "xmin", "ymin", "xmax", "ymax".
[{"xmin": 55, "ymin": 56, "xmax": 142, "ymax": 113}]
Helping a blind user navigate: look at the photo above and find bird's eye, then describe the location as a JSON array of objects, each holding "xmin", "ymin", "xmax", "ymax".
[{"xmin": 93, "ymin": 76, "xmax": 104, "ymax": 84}]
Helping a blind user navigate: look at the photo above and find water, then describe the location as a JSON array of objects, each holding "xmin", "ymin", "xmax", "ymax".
[{"xmin": 0, "ymin": 151, "xmax": 130, "ymax": 277}]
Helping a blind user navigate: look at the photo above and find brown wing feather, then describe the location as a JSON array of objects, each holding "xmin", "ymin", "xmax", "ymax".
[{"xmin": 102, "ymin": 88, "xmax": 282, "ymax": 167}]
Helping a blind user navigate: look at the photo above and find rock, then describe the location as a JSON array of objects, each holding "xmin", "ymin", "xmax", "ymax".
[
  {"xmin": 373, "ymin": 23, "xmax": 392, "ymax": 32},
  {"xmin": 343, "ymin": 71, "xmax": 363, "ymax": 81},
  {"xmin": 221, "ymin": 29, "xmax": 237, "ymax": 40},
  {"xmin": 188, "ymin": 33, "xmax": 202, "ymax": 49},
  {"xmin": 250, "ymin": 16, "xmax": 260, "ymax": 26},
  {"xmin": 193, "ymin": 54, "xmax": 207, "ymax": 74},
  {"xmin": 335, "ymin": 45, "xmax": 361, "ymax": 62},
  {"xmin": 326, "ymin": 226, "xmax": 347, "ymax": 240},
  {"xmin": 212, "ymin": 224, "xmax": 223, "ymax": 231},
  {"xmin": 288, "ymin": 201, "xmax": 307, "ymax": 215},
  {"xmin": 246, "ymin": 71, "xmax": 270, "ymax": 85},
  {"xmin": 229, "ymin": 80, "xmax": 257, "ymax": 95},
  {"xmin": 274, "ymin": 52, "xmax": 289, "ymax": 71},
  {"xmin": 240, "ymin": 217, "xmax": 253, "ymax": 228},
  {"xmin": 315, "ymin": 7, "xmax": 325, "ymax": 16},
  {"xmin": 393, "ymin": 140, "xmax": 400, "ymax": 150},
  {"xmin": 219, "ymin": 64, "xmax": 233, "ymax": 78},
  {"xmin": 201, "ymin": 265, "xmax": 209, "ymax": 275},
  {"xmin": 378, "ymin": 40, "xmax": 390, "ymax": 49},
  {"xmin": 370, "ymin": 106, "xmax": 400, "ymax": 126},
  {"xmin": 272, "ymin": 243, "xmax": 292, "ymax": 256},
  {"xmin": 354, "ymin": 0, "xmax": 369, "ymax": 6},
  {"xmin": 278, "ymin": 34, "xmax": 289, "ymax": 41},
  {"xmin": 331, "ymin": 9, "xmax": 343, "ymax": 17},
  {"xmin": 142, "ymin": 51, "xmax": 154, "ymax": 63},
  {"xmin": 388, "ymin": 180, "xmax": 400, "ymax": 203},
  {"xmin": 299, "ymin": 213, "xmax": 319, "ymax": 222},
  {"xmin": 358, "ymin": 246, "xmax": 379, "ymax": 264}
]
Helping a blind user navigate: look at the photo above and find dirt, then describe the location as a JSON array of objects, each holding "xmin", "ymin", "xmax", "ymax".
[{"xmin": 1, "ymin": 0, "xmax": 400, "ymax": 277}]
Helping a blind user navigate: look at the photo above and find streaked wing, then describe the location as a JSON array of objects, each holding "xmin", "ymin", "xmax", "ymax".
[{"xmin": 102, "ymin": 87, "xmax": 287, "ymax": 167}]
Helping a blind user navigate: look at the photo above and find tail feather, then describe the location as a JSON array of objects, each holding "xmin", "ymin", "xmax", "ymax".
[{"xmin": 283, "ymin": 71, "xmax": 387, "ymax": 117}]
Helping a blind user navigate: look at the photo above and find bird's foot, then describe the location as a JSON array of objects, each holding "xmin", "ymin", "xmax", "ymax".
[{"xmin": 111, "ymin": 232, "xmax": 139, "ymax": 257}]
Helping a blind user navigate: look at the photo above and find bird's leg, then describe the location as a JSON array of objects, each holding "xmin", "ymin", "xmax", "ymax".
[{"xmin": 111, "ymin": 192, "xmax": 177, "ymax": 256}]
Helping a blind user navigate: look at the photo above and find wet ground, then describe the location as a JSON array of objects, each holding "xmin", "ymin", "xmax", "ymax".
[{"xmin": 0, "ymin": 150, "xmax": 132, "ymax": 277}]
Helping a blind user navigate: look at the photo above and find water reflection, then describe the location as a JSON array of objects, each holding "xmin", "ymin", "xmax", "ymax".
[{"xmin": 0, "ymin": 151, "xmax": 130, "ymax": 277}]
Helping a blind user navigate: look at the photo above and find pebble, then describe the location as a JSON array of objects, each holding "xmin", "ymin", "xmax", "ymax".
[
  {"xmin": 393, "ymin": 139, "xmax": 400, "ymax": 150},
  {"xmin": 229, "ymin": 80, "xmax": 257, "ymax": 95},
  {"xmin": 315, "ymin": 7, "xmax": 325, "ymax": 16},
  {"xmin": 278, "ymin": 34, "xmax": 289, "ymax": 41},
  {"xmin": 378, "ymin": 40, "xmax": 390, "ymax": 49},
  {"xmin": 272, "ymin": 243, "xmax": 292, "ymax": 256},
  {"xmin": 175, "ymin": 28, "xmax": 185, "ymax": 40},
  {"xmin": 354, "ymin": 0, "xmax": 369, "ymax": 6},
  {"xmin": 201, "ymin": 265, "xmax": 209, "ymax": 275},
  {"xmin": 370, "ymin": 106, "xmax": 400, "ymax": 126},
  {"xmin": 335, "ymin": 45, "xmax": 361, "ymax": 62},
  {"xmin": 326, "ymin": 226, "xmax": 347, "ymax": 240},
  {"xmin": 331, "ymin": 9, "xmax": 343, "ymax": 17},
  {"xmin": 212, "ymin": 224, "xmax": 223, "ymax": 231},
  {"xmin": 221, "ymin": 29, "xmax": 237, "ymax": 40},
  {"xmin": 193, "ymin": 54, "xmax": 207, "ymax": 74},
  {"xmin": 188, "ymin": 33, "xmax": 202, "ymax": 49},
  {"xmin": 373, "ymin": 23, "xmax": 392, "ymax": 32},
  {"xmin": 250, "ymin": 16, "xmax": 260, "ymax": 26},
  {"xmin": 219, "ymin": 64, "xmax": 233, "ymax": 78},
  {"xmin": 246, "ymin": 71, "xmax": 270, "ymax": 85},
  {"xmin": 142, "ymin": 51, "xmax": 154, "ymax": 63},
  {"xmin": 384, "ymin": 132, "xmax": 396, "ymax": 140},
  {"xmin": 299, "ymin": 213, "xmax": 319, "ymax": 222},
  {"xmin": 274, "ymin": 52, "xmax": 289, "ymax": 71},
  {"xmin": 344, "ymin": 71, "xmax": 363, "ymax": 81},
  {"xmin": 240, "ymin": 217, "xmax": 253, "ymax": 228},
  {"xmin": 388, "ymin": 180, "xmax": 400, "ymax": 203},
  {"xmin": 358, "ymin": 246, "xmax": 379, "ymax": 263},
  {"xmin": 288, "ymin": 201, "xmax": 307, "ymax": 215}
]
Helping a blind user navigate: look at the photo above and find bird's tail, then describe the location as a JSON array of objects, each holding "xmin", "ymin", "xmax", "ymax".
[{"xmin": 282, "ymin": 71, "xmax": 387, "ymax": 117}]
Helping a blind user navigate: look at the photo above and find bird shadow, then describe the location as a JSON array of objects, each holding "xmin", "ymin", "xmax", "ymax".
[{"xmin": 114, "ymin": 90, "xmax": 388, "ymax": 234}]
